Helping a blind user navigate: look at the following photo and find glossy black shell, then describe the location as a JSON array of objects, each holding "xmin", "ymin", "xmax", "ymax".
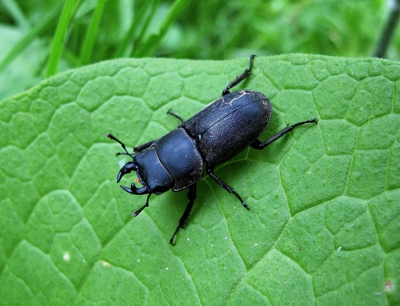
[
  {"xmin": 135, "ymin": 128, "xmax": 203, "ymax": 192},
  {"xmin": 183, "ymin": 90, "xmax": 272, "ymax": 167},
  {"xmin": 133, "ymin": 89, "xmax": 271, "ymax": 193}
]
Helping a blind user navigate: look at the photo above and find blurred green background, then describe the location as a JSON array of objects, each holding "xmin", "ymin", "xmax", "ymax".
[{"xmin": 0, "ymin": 0, "xmax": 399, "ymax": 100}]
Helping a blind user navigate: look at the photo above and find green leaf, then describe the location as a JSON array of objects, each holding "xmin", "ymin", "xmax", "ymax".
[{"xmin": 0, "ymin": 55, "xmax": 399, "ymax": 305}]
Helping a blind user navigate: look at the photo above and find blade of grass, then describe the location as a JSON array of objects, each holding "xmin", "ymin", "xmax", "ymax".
[
  {"xmin": 133, "ymin": 0, "xmax": 192, "ymax": 57},
  {"xmin": 0, "ymin": 3, "xmax": 63, "ymax": 73},
  {"xmin": 133, "ymin": 0, "xmax": 161, "ymax": 54},
  {"xmin": 372, "ymin": 0, "xmax": 400, "ymax": 57},
  {"xmin": 46, "ymin": 0, "xmax": 81, "ymax": 77},
  {"xmin": 2, "ymin": 0, "xmax": 30, "ymax": 30},
  {"xmin": 79, "ymin": 0, "xmax": 107, "ymax": 65},
  {"xmin": 114, "ymin": 0, "xmax": 160, "ymax": 58}
]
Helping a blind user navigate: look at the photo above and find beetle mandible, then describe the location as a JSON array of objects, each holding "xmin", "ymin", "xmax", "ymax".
[{"xmin": 107, "ymin": 55, "xmax": 317, "ymax": 245}]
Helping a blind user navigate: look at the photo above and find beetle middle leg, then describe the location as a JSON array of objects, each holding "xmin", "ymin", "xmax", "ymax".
[
  {"xmin": 206, "ymin": 166, "xmax": 249, "ymax": 210},
  {"xmin": 222, "ymin": 55, "xmax": 256, "ymax": 96},
  {"xmin": 251, "ymin": 118, "xmax": 317, "ymax": 149},
  {"xmin": 170, "ymin": 184, "xmax": 197, "ymax": 245}
]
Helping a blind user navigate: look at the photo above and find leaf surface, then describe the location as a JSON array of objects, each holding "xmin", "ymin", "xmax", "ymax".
[{"xmin": 0, "ymin": 55, "xmax": 399, "ymax": 305}]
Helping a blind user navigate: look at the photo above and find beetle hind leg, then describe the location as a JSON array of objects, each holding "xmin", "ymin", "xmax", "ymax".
[
  {"xmin": 222, "ymin": 55, "xmax": 256, "ymax": 96},
  {"xmin": 251, "ymin": 118, "xmax": 317, "ymax": 150},
  {"xmin": 206, "ymin": 166, "xmax": 250, "ymax": 210},
  {"xmin": 170, "ymin": 184, "xmax": 197, "ymax": 245}
]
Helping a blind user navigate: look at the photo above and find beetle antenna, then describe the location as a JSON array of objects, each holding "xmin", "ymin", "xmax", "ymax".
[
  {"xmin": 107, "ymin": 133, "xmax": 134, "ymax": 157},
  {"xmin": 167, "ymin": 109, "xmax": 185, "ymax": 124},
  {"xmin": 132, "ymin": 193, "xmax": 152, "ymax": 217}
]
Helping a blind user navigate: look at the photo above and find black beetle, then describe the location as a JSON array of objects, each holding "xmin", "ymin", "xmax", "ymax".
[{"xmin": 107, "ymin": 55, "xmax": 317, "ymax": 245}]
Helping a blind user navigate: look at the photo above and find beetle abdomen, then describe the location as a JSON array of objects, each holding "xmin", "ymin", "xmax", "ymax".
[{"xmin": 184, "ymin": 90, "xmax": 271, "ymax": 166}]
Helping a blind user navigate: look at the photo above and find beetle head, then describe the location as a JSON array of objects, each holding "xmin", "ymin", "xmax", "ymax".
[{"xmin": 117, "ymin": 148, "xmax": 174, "ymax": 195}]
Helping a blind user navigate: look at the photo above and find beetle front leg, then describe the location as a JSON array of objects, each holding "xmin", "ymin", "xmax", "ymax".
[
  {"xmin": 206, "ymin": 166, "xmax": 249, "ymax": 210},
  {"xmin": 170, "ymin": 184, "xmax": 197, "ymax": 245},
  {"xmin": 250, "ymin": 118, "xmax": 317, "ymax": 150},
  {"xmin": 132, "ymin": 193, "xmax": 152, "ymax": 217}
]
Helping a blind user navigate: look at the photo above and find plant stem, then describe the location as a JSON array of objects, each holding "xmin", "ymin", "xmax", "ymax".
[{"xmin": 373, "ymin": 0, "xmax": 400, "ymax": 58}]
